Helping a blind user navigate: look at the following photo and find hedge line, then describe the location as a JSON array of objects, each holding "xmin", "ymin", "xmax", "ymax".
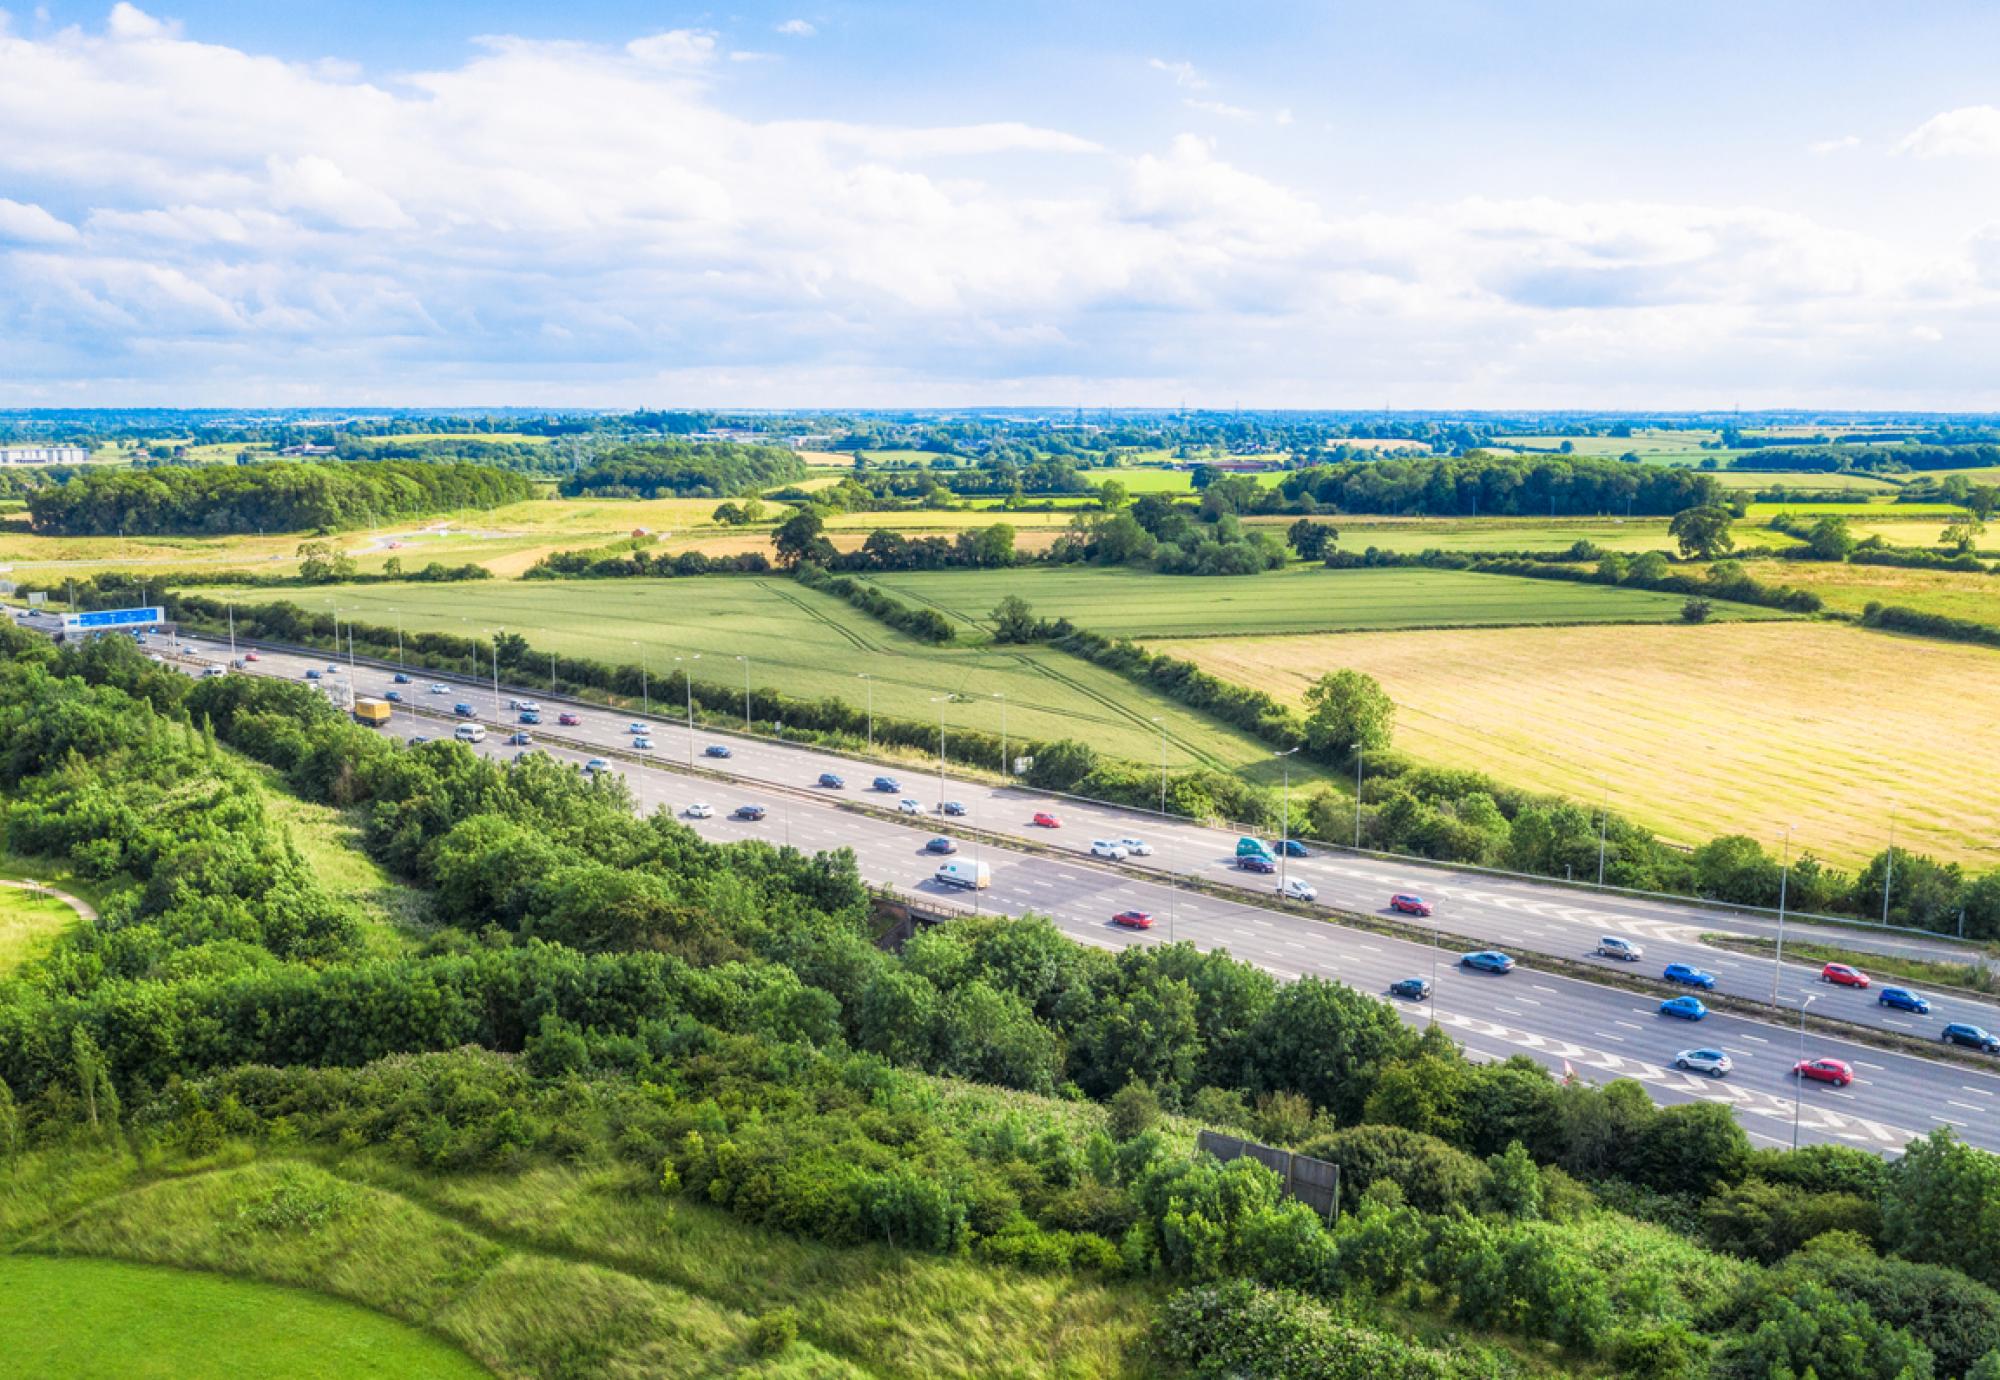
[{"xmin": 795, "ymin": 565, "xmax": 956, "ymax": 643}]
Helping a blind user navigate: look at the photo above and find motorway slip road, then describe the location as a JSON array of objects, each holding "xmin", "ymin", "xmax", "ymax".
[{"xmin": 156, "ymin": 633, "xmax": 2000, "ymax": 1155}]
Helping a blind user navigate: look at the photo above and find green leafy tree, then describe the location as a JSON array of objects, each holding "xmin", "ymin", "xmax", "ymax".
[
  {"xmin": 1680, "ymin": 597, "xmax": 1713, "ymax": 623},
  {"xmin": 1669, "ymin": 504, "xmax": 1735, "ymax": 559},
  {"xmin": 1485, "ymin": 1141, "xmax": 1544, "ymax": 1220},
  {"xmin": 1942, "ymin": 518, "xmax": 1987, "ymax": 553},
  {"xmin": 1285, "ymin": 518, "xmax": 1337, "ymax": 561},
  {"xmin": 1301, "ymin": 669, "xmax": 1394, "ymax": 762},
  {"xmin": 771, "ymin": 509, "xmax": 834, "ymax": 567},
  {"xmin": 1807, "ymin": 514, "xmax": 1857, "ymax": 560},
  {"xmin": 295, "ymin": 540, "xmax": 357, "ymax": 583},
  {"xmin": 1884, "ymin": 1128, "xmax": 2000, "ymax": 1291},
  {"xmin": 990, "ymin": 594, "xmax": 1040, "ymax": 643}
]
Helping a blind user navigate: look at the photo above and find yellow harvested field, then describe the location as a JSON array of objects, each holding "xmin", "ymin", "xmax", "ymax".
[{"xmin": 1151, "ymin": 621, "xmax": 2000, "ymax": 870}]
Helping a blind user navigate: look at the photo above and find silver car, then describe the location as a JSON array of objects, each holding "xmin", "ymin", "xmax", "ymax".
[
  {"xmin": 1674, "ymin": 1048, "xmax": 1732, "ymax": 1078},
  {"xmin": 1118, "ymin": 837, "xmax": 1154, "ymax": 856}
]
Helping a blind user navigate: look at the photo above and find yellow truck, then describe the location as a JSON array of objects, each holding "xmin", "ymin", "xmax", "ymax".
[{"xmin": 353, "ymin": 697, "xmax": 394, "ymax": 727}]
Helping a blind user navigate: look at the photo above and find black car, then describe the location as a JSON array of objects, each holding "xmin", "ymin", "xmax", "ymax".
[
  {"xmin": 1389, "ymin": 977, "xmax": 1433, "ymax": 1001},
  {"xmin": 940, "ymin": 800, "xmax": 967, "ymax": 817},
  {"xmin": 734, "ymin": 804, "xmax": 768, "ymax": 821},
  {"xmin": 1942, "ymin": 1023, "xmax": 2000, "ymax": 1052},
  {"xmin": 1238, "ymin": 855, "xmax": 1276, "ymax": 874}
]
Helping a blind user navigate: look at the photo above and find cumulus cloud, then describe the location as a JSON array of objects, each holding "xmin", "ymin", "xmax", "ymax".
[
  {"xmin": 776, "ymin": 19, "xmax": 816, "ymax": 38},
  {"xmin": 0, "ymin": 8, "xmax": 1993, "ymax": 405},
  {"xmin": 1809, "ymin": 134, "xmax": 1860, "ymax": 155},
  {"xmin": 1901, "ymin": 106, "xmax": 2000, "ymax": 157}
]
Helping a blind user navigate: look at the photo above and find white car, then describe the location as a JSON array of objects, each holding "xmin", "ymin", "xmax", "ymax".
[
  {"xmin": 685, "ymin": 802, "xmax": 714, "ymax": 819},
  {"xmin": 200, "ymin": 665, "xmax": 226, "ymax": 678},
  {"xmin": 1090, "ymin": 840, "xmax": 1129, "ymax": 861},
  {"xmin": 429, "ymin": 683, "xmax": 449, "ymax": 694},
  {"xmin": 898, "ymin": 798, "xmax": 923, "ymax": 815},
  {"xmin": 1118, "ymin": 838, "xmax": 1154, "ymax": 856},
  {"xmin": 1279, "ymin": 877, "xmax": 1318, "ymax": 903},
  {"xmin": 583, "ymin": 757, "xmax": 611, "ymax": 774},
  {"xmin": 633, "ymin": 737, "xmax": 654, "ymax": 751},
  {"xmin": 1674, "ymin": 1048, "xmax": 1732, "ymax": 1078}
]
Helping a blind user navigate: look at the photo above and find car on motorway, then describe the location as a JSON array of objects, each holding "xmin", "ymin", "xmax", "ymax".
[
  {"xmin": 940, "ymin": 800, "xmax": 967, "ymax": 816},
  {"xmin": 1879, "ymin": 987, "xmax": 1932, "ymax": 1014},
  {"xmin": 1674, "ymin": 1048, "xmax": 1733, "ymax": 1078},
  {"xmin": 1942, "ymin": 1023, "xmax": 2000, "ymax": 1052},
  {"xmin": 819, "ymin": 772, "xmax": 845, "ymax": 788},
  {"xmin": 454, "ymin": 702, "xmax": 475, "ymax": 717},
  {"xmin": 1119, "ymin": 837, "xmax": 1154, "ymax": 856},
  {"xmin": 583, "ymin": 758, "xmax": 610, "ymax": 774},
  {"xmin": 199, "ymin": 665, "xmax": 227, "ymax": 679},
  {"xmin": 392, "ymin": 672, "xmax": 411, "ymax": 684},
  {"xmin": 1278, "ymin": 877, "xmax": 1318, "ymax": 903},
  {"xmin": 1793, "ymin": 1057, "xmax": 1854, "ymax": 1086},
  {"xmin": 1388, "ymin": 977, "xmax": 1433, "ymax": 1001},
  {"xmin": 633, "ymin": 736, "xmax": 654, "ymax": 751},
  {"xmin": 428, "ymin": 683, "xmax": 447, "ymax": 694},
  {"xmin": 519, "ymin": 711, "xmax": 541, "ymax": 725},
  {"xmin": 1659, "ymin": 996, "xmax": 1709, "ymax": 1021},
  {"xmin": 1033, "ymin": 811, "xmax": 1061, "ymax": 828},
  {"xmin": 1112, "ymin": 910, "xmax": 1155, "ymax": 930},
  {"xmin": 1596, "ymin": 936, "xmax": 1643, "ymax": 961},
  {"xmin": 872, "ymin": 776, "xmax": 901, "ymax": 792},
  {"xmin": 1822, "ymin": 963, "xmax": 1871, "ymax": 989},
  {"xmin": 734, "ymin": 804, "xmax": 767, "ymax": 821},
  {"xmin": 559, "ymin": 712, "xmax": 582, "ymax": 726},
  {"xmin": 244, "ymin": 651, "xmax": 260, "ymax": 662},
  {"xmin": 705, "ymin": 744, "xmax": 732, "ymax": 758},
  {"xmin": 925, "ymin": 837, "xmax": 957, "ymax": 854},
  {"xmin": 505, "ymin": 731, "xmax": 533, "ymax": 746},
  {"xmin": 230, "ymin": 659, "xmax": 246, "ymax": 670},
  {"xmin": 326, "ymin": 663, "xmax": 339, "ymax": 673},
  {"xmin": 627, "ymin": 722, "xmax": 649, "ymax": 735},
  {"xmin": 1460, "ymin": 950, "xmax": 1515, "ymax": 974},
  {"xmin": 1090, "ymin": 840, "xmax": 1130, "ymax": 860},
  {"xmin": 1238, "ymin": 854, "xmax": 1276, "ymax": 874},
  {"xmin": 515, "ymin": 701, "xmax": 541, "ymax": 714},
  {"xmin": 1663, "ymin": 963, "xmax": 1717, "ymax": 989},
  {"xmin": 304, "ymin": 669, "xmax": 322, "ymax": 680},
  {"xmin": 898, "ymin": 798, "xmax": 923, "ymax": 814},
  {"xmin": 1278, "ymin": 839, "xmax": 1311, "ymax": 858},
  {"xmin": 684, "ymin": 802, "xmax": 713, "ymax": 819},
  {"xmin": 1389, "ymin": 893, "xmax": 1432, "ymax": 916},
  {"xmin": 385, "ymin": 690, "xmax": 404, "ymax": 702},
  {"xmin": 405, "ymin": 734, "xmax": 430, "ymax": 747}
]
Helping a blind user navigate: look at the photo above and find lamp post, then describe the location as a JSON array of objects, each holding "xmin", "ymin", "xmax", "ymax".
[
  {"xmin": 227, "ymin": 602, "xmax": 236, "ymax": 661},
  {"xmin": 633, "ymin": 642, "xmax": 650, "ymax": 718},
  {"xmin": 394, "ymin": 610, "xmax": 403, "ymax": 671},
  {"xmin": 1354, "ymin": 749, "xmax": 1364, "ymax": 849},
  {"xmin": 1792, "ymin": 992, "xmax": 1818, "ymax": 1150},
  {"xmin": 929, "ymin": 695, "xmax": 955, "ymax": 814},
  {"xmin": 1150, "ymin": 716, "xmax": 1168, "ymax": 819},
  {"xmin": 1429, "ymin": 911, "xmax": 1441, "ymax": 1029},
  {"xmin": 1881, "ymin": 808, "xmax": 1897, "ymax": 927},
  {"xmin": 1275, "ymin": 747, "xmax": 1300, "ymax": 894},
  {"xmin": 995, "ymin": 692, "xmax": 1007, "ymax": 778},
  {"xmin": 1595, "ymin": 780, "xmax": 1609, "ymax": 888},
  {"xmin": 859, "ymin": 674, "xmax": 873, "ymax": 752},
  {"xmin": 1772, "ymin": 825, "xmax": 1794, "ymax": 1005},
  {"xmin": 676, "ymin": 655, "xmax": 699, "ymax": 766},
  {"xmin": 735, "ymin": 655, "xmax": 750, "ymax": 730},
  {"xmin": 490, "ymin": 628, "xmax": 501, "ymax": 713}
]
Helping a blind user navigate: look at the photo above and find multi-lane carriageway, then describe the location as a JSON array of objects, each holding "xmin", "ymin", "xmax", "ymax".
[{"xmin": 132, "ymin": 628, "xmax": 2000, "ymax": 1156}]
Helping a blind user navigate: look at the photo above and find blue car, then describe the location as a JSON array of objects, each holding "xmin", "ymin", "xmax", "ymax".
[
  {"xmin": 705, "ymin": 744, "xmax": 732, "ymax": 759},
  {"xmin": 1879, "ymin": 987, "xmax": 1932, "ymax": 1014},
  {"xmin": 818, "ymin": 772, "xmax": 845, "ymax": 789},
  {"xmin": 519, "ymin": 711, "xmax": 541, "ymax": 725},
  {"xmin": 1460, "ymin": 950, "xmax": 1515, "ymax": 974},
  {"xmin": 1279, "ymin": 839, "xmax": 1311, "ymax": 858},
  {"xmin": 1942, "ymin": 1023, "xmax": 2000, "ymax": 1053},
  {"xmin": 385, "ymin": 690, "xmax": 404, "ymax": 703},
  {"xmin": 925, "ymin": 837, "xmax": 957, "ymax": 854},
  {"xmin": 304, "ymin": 669, "xmax": 322, "ymax": 680},
  {"xmin": 392, "ymin": 672, "xmax": 412, "ymax": 684},
  {"xmin": 454, "ymin": 702, "xmax": 475, "ymax": 717},
  {"xmin": 1663, "ymin": 963, "xmax": 1717, "ymax": 990},
  {"xmin": 1659, "ymin": 996, "xmax": 1709, "ymax": 1021},
  {"xmin": 1389, "ymin": 977, "xmax": 1432, "ymax": 1000},
  {"xmin": 873, "ymin": 776, "xmax": 901, "ymax": 792}
]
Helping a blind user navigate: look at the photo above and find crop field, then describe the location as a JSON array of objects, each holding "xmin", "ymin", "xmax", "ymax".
[
  {"xmin": 1242, "ymin": 514, "xmax": 1690, "ymax": 554},
  {"xmin": 1713, "ymin": 470, "xmax": 1899, "ymax": 491},
  {"xmin": 0, "ymin": 1256, "xmax": 487, "ymax": 1380},
  {"xmin": 1703, "ymin": 559, "xmax": 2000, "ymax": 627},
  {"xmin": 868, "ymin": 564, "xmax": 1785, "ymax": 640},
  {"xmin": 1152, "ymin": 620, "xmax": 2000, "ymax": 869},
  {"xmin": 1488, "ymin": 431, "xmax": 1735, "ymax": 465},
  {"xmin": 188, "ymin": 575, "xmax": 1317, "ymax": 779}
]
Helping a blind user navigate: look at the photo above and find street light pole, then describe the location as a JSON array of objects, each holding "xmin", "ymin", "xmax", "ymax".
[
  {"xmin": 227, "ymin": 602, "xmax": 236, "ymax": 661},
  {"xmin": 859, "ymin": 674, "xmax": 873, "ymax": 752},
  {"xmin": 634, "ymin": 643, "xmax": 649, "ymax": 719},
  {"xmin": 1275, "ymin": 747, "xmax": 1299, "ymax": 893},
  {"xmin": 1150, "ymin": 716, "xmax": 1167, "ymax": 819},
  {"xmin": 1772, "ymin": 825, "xmax": 1793, "ymax": 1005},
  {"xmin": 1596, "ymin": 781, "xmax": 1609, "ymax": 888},
  {"xmin": 736, "ymin": 656, "xmax": 750, "ymax": 730},
  {"xmin": 490, "ymin": 628, "xmax": 501, "ymax": 713},
  {"xmin": 394, "ymin": 611, "xmax": 403, "ymax": 671},
  {"xmin": 1354, "ymin": 749, "xmax": 1364, "ymax": 849},
  {"xmin": 995, "ymin": 693, "xmax": 1007, "ymax": 778},
  {"xmin": 1792, "ymin": 993, "xmax": 1818, "ymax": 1150},
  {"xmin": 677, "ymin": 655, "xmax": 699, "ymax": 766},
  {"xmin": 1881, "ymin": 810, "xmax": 1897, "ymax": 927},
  {"xmin": 929, "ymin": 695, "xmax": 953, "ymax": 811}
]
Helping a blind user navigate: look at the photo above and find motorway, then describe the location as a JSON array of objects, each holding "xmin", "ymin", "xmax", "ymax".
[{"xmin": 93, "ymin": 624, "xmax": 2000, "ymax": 1154}]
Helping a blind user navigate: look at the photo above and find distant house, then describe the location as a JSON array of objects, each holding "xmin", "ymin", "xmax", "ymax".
[
  {"xmin": 0, "ymin": 445, "xmax": 88, "ymax": 465},
  {"xmin": 278, "ymin": 444, "xmax": 339, "ymax": 457}
]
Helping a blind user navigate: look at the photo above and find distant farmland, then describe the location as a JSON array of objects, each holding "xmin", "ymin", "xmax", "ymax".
[{"xmin": 1153, "ymin": 621, "xmax": 2000, "ymax": 869}]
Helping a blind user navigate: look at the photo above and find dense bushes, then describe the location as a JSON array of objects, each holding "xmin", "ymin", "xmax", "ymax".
[
  {"xmin": 523, "ymin": 546, "xmax": 773, "ymax": 579},
  {"xmin": 26, "ymin": 460, "xmax": 534, "ymax": 536},
  {"xmin": 1274, "ymin": 453, "xmax": 1724, "ymax": 517},
  {"xmin": 557, "ymin": 441, "xmax": 805, "ymax": 499},
  {"xmin": 794, "ymin": 566, "xmax": 956, "ymax": 643},
  {"xmin": 1864, "ymin": 601, "xmax": 2000, "ymax": 650}
]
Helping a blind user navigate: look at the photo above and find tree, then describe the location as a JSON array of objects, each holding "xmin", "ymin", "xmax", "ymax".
[
  {"xmin": 771, "ymin": 509, "xmax": 834, "ymax": 567},
  {"xmin": 1634, "ymin": 1102, "xmax": 1750, "ymax": 1195},
  {"xmin": 1807, "ymin": 515, "xmax": 1857, "ymax": 561},
  {"xmin": 1680, "ymin": 597, "xmax": 1713, "ymax": 623},
  {"xmin": 1301, "ymin": 669, "xmax": 1393, "ymax": 763},
  {"xmin": 1943, "ymin": 518, "xmax": 1987, "ymax": 554},
  {"xmin": 1485, "ymin": 1141, "xmax": 1544, "ymax": 1220},
  {"xmin": 295, "ymin": 540, "xmax": 357, "ymax": 583},
  {"xmin": 1285, "ymin": 518, "xmax": 1337, "ymax": 561},
  {"xmin": 1884, "ymin": 1128, "xmax": 2000, "ymax": 1290},
  {"xmin": 1239, "ymin": 977, "xmax": 1415, "ymax": 1123},
  {"xmin": 1108, "ymin": 1081, "xmax": 1162, "ymax": 1140},
  {"xmin": 1669, "ymin": 504, "xmax": 1735, "ymax": 560},
  {"xmin": 1098, "ymin": 479, "xmax": 1129, "ymax": 512},
  {"xmin": 990, "ymin": 595, "xmax": 1040, "ymax": 643}
]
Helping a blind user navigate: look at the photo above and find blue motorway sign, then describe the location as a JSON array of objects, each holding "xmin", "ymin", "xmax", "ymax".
[{"xmin": 62, "ymin": 606, "xmax": 164, "ymax": 631}]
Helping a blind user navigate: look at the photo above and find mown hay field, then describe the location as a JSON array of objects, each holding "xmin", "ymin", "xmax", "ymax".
[{"xmin": 1150, "ymin": 620, "xmax": 2000, "ymax": 870}]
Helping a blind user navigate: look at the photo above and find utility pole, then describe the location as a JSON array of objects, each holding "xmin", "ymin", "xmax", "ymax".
[
  {"xmin": 1353, "ymin": 750, "xmax": 1364, "ymax": 848},
  {"xmin": 736, "ymin": 656, "xmax": 750, "ymax": 730},
  {"xmin": 1881, "ymin": 810, "xmax": 1896, "ymax": 927},
  {"xmin": 995, "ymin": 692, "xmax": 1007, "ymax": 778},
  {"xmin": 859, "ymin": 673, "xmax": 873, "ymax": 752},
  {"xmin": 490, "ymin": 628, "xmax": 501, "ymax": 713},
  {"xmin": 1275, "ymin": 747, "xmax": 1299, "ymax": 894},
  {"xmin": 1791, "ymin": 993, "xmax": 1817, "ymax": 1150},
  {"xmin": 1772, "ymin": 825, "xmax": 1793, "ymax": 1005},
  {"xmin": 1151, "ymin": 717, "xmax": 1168, "ymax": 818},
  {"xmin": 678, "ymin": 654, "xmax": 699, "ymax": 766}
]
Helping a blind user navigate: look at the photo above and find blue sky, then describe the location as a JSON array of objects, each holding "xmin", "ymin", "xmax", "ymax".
[{"xmin": 4, "ymin": 2, "xmax": 2000, "ymax": 407}]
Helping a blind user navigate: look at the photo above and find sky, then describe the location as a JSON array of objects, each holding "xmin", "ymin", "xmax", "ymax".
[{"xmin": 5, "ymin": 2, "xmax": 2000, "ymax": 408}]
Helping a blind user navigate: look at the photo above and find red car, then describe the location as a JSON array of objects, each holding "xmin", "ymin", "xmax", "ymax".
[
  {"xmin": 1033, "ymin": 812, "xmax": 1062, "ymax": 828},
  {"xmin": 1389, "ymin": 893, "xmax": 1432, "ymax": 917},
  {"xmin": 1821, "ymin": 963, "xmax": 1871, "ymax": 989},
  {"xmin": 558, "ymin": 712, "xmax": 582, "ymax": 726},
  {"xmin": 1793, "ymin": 1057, "xmax": 1854, "ymax": 1087},
  {"xmin": 243, "ymin": 651, "xmax": 260, "ymax": 661},
  {"xmin": 1112, "ymin": 910, "xmax": 1154, "ymax": 930}
]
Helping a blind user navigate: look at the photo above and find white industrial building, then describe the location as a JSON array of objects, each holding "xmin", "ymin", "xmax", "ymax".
[{"xmin": 0, "ymin": 445, "xmax": 89, "ymax": 465}]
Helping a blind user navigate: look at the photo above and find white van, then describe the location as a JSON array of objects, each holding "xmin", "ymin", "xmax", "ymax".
[
  {"xmin": 935, "ymin": 859, "xmax": 991, "ymax": 890},
  {"xmin": 454, "ymin": 723, "xmax": 488, "ymax": 744}
]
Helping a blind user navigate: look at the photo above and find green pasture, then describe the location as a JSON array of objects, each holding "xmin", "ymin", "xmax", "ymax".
[
  {"xmin": 1713, "ymin": 470, "xmax": 1899, "ymax": 492},
  {"xmin": 0, "ymin": 886, "xmax": 77, "ymax": 974},
  {"xmin": 0, "ymin": 1255, "xmax": 487, "ymax": 1380}
]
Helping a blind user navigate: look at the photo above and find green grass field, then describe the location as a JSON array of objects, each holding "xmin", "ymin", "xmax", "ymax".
[
  {"xmin": 0, "ymin": 1255, "xmax": 488, "ymax": 1380},
  {"xmin": 0, "ymin": 887, "xmax": 78, "ymax": 974},
  {"xmin": 1713, "ymin": 470, "xmax": 1900, "ymax": 492},
  {"xmin": 1698, "ymin": 558, "xmax": 2000, "ymax": 628},
  {"xmin": 1243, "ymin": 514, "xmax": 1687, "ymax": 554},
  {"xmin": 867, "ymin": 564, "xmax": 1785, "ymax": 640}
]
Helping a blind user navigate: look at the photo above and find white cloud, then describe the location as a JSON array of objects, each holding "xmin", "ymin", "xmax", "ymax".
[
  {"xmin": 105, "ymin": 3, "xmax": 178, "ymax": 41},
  {"xmin": 0, "ymin": 10, "xmax": 1995, "ymax": 406},
  {"xmin": 1808, "ymin": 134, "xmax": 1860, "ymax": 155},
  {"xmin": 0, "ymin": 198, "xmax": 80, "ymax": 244},
  {"xmin": 1184, "ymin": 98, "xmax": 1254, "ymax": 120},
  {"xmin": 1901, "ymin": 106, "xmax": 2000, "ymax": 158},
  {"xmin": 776, "ymin": 19, "xmax": 816, "ymax": 38}
]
